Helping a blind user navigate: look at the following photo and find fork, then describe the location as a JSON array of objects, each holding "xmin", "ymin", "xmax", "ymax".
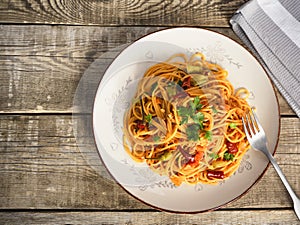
[{"xmin": 242, "ymin": 108, "xmax": 300, "ymax": 220}]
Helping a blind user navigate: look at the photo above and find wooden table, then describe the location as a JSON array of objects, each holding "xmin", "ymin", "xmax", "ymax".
[{"xmin": 0, "ymin": 0, "xmax": 299, "ymax": 224}]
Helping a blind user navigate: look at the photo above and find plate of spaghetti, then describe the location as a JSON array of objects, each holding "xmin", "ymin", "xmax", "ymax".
[{"xmin": 93, "ymin": 28, "xmax": 280, "ymax": 213}]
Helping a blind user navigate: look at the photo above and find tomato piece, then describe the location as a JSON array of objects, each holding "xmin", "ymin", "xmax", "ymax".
[
  {"xmin": 226, "ymin": 141, "xmax": 238, "ymax": 154},
  {"xmin": 187, "ymin": 150, "xmax": 204, "ymax": 167},
  {"xmin": 194, "ymin": 151, "xmax": 204, "ymax": 162},
  {"xmin": 136, "ymin": 120, "xmax": 146, "ymax": 130}
]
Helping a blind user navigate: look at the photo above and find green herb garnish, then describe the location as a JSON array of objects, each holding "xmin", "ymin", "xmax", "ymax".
[
  {"xmin": 177, "ymin": 97, "xmax": 206, "ymax": 141},
  {"xmin": 190, "ymin": 96, "xmax": 202, "ymax": 111},
  {"xmin": 186, "ymin": 124, "xmax": 201, "ymax": 141},
  {"xmin": 177, "ymin": 105, "xmax": 191, "ymax": 125},
  {"xmin": 224, "ymin": 152, "xmax": 235, "ymax": 161},
  {"xmin": 152, "ymin": 135, "xmax": 160, "ymax": 142},
  {"xmin": 209, "ymin": 153, "xmax": 219, "ymax": 159},
  {"xmin": 204, "ymin": 130, "xmax": 212, "ymax": 141},
  {"xmin": 229, "ymin": 123, "xmax": 237, "ymax": 129},
  {"xmin": 177, "ymin": 106, "xmax": 193, "ymax": 117},
  {"xmin": 192, "ymin": 112, "xmax": 205, "ymax": 124},
  {"xmin": 145, "ymin": 114, "xmax": 152, "ymax": 123},
  {"xmin": 177, "ymin": 97, "xmax": 203, "ymax": 124},
  {"xmin": 180, "ymin": 116, "xmax": 189, "ymax": 125},
  {"xmin": 212, "ymin": 106, "xmax": 218, "ymax": 114}
]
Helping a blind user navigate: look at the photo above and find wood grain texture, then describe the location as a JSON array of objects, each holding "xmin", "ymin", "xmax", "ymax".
[
  {"xmin": 1, "ymin": 0, "xmax": 299, "ymax": 223},
  {"xmin": 0, "ymin": 25, "xmax": 295, "ymax": 115},
  {"xmin": 0, "ymin": 0, "xmax": 247, "ymax": 27},
  {"xmin": 0, "ymin": 115, "xmax": 299, "ymax": 210},
  {"xmin": 0, "ymin": 210, "xmax": 299, "ymax": 225},
  {"xmin": 0, "ymin": 25, "xmax": 160, "ymax": 113}
]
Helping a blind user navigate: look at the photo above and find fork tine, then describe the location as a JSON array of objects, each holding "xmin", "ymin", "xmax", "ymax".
[
  {"xmin": 242, "ymin": 112, "xmax": 253, "ymax": 138},
  {"xmin": 242, "ymin": 108, "xmax": 259, "ymax": 138},
  {"xmin": 242, "ymin": 116, "xmax": 251, "ymax": 139},
  {"xmin": 250, "ymin": 108, "xmax": 264, "ymax": 134},
  {"xmin": 249, "ymin": 112, "xmax": 256, "ymax": 136},
  {"xmin": 248, "ymin": 109, "xmax": 258, "ymax": 135}
]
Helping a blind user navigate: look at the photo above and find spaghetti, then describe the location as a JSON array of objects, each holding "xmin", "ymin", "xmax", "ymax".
[{"xmin": 123, "ymin": 52, "xmax": 251, "ymax": 186}]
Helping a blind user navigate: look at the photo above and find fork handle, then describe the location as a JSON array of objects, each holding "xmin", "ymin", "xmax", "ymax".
[{"xmin": 263, "ymin": 148, "xmax": 300, "ymax": 220}]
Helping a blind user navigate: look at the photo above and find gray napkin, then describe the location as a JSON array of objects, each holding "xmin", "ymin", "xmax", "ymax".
[{"xmin": 230, "ymin": 0, "xmax": 300, "ymax": 117}]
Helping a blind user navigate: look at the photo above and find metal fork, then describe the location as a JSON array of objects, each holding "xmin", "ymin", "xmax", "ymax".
[{"xmin": 242, "ymin": 108, "xmax": 300, "ymax": 220}]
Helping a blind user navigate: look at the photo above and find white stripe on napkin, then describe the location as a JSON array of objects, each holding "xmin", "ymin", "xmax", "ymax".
[{"xmin": 257, "ymin": 0, "xmax": 300, "ymax": 48}]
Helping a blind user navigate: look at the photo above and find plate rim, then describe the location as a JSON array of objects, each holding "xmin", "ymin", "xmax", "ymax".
[{"xmin": 91, "ymin": 27, "xmax": 281, "ymax": 213}]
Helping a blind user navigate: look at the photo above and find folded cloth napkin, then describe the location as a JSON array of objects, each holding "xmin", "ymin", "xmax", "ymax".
[{"xmin": 230, "ymin": 0, "xmax": 300, "ymax": 117}]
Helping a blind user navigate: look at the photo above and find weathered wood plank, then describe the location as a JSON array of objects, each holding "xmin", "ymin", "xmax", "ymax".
[
  {"xmin": 0, "ymin": 25, "xmax": 160, "ymax": 113},
  {"xmin": 0, "ymin": 25, "xmax": 162, "ymax": 58},
  {"xmin": 0, "ymin": 115, "xmax": 299, "ymax": 209},
  {"xmin": 0, "ymin": 0, "xmax": 245, "ymax": 27},
  {"xmin": 0, "ymin": 25, "xmax": 295, "ymax": 115},
  {"xmin": 0, "ymin": 210, "xmax": 299, "ymax": 225}
]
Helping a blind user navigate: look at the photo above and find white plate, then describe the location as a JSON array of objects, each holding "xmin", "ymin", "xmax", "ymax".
[{"xmin": 93, "ymin": 28, "xmax": 280, "ymax": 213}]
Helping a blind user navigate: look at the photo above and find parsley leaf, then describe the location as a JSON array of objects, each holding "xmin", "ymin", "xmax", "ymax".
[
  {"xmin": 180, "ymin": 116, "xmax": 189, "ymax": 125},
  {"xmin": 177, "ymin": 97, "xmax": 205, "ymax": 132},
  {"xmin": 152, "ymin": 135, "xmax": 160, "ymax": 142},
  {"xmin": 177, "ymin": 106, "xmax": 191, "ymax": 117},
  {"xmin": 224, "ymin": 152, "xmax": 235, "ymax": 161},
  {"xmin": 186, "ymin": 124, "xmax": 201, "ymax": 141},
  {"xmin": 191, "ymin": 112, "xmax": 204, "ymax": 130},
  {"xmin": 190, "ymin": 96, "xmax": 202, "ymax": 111},
  {"xmin": 204, "ymin": 130, "xmax": 212, "ymax": 141},
  {"xmin": 209, "ymin": 153, "xmax": 219, "ymax": 159},
  {"xmin": 145, "ymin": 114, "xmax": 152, "ymax": 123},
  {"xmin": 192, "ymin": 112, "xmax": 204, "ymax": 123},
  {"xmin": 198, "ymin": 121, "xmax": 204, "ymax": 130},
  {"xmin": 211, "ymin": 106, "xmax": 218, "ymax": 114}
]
